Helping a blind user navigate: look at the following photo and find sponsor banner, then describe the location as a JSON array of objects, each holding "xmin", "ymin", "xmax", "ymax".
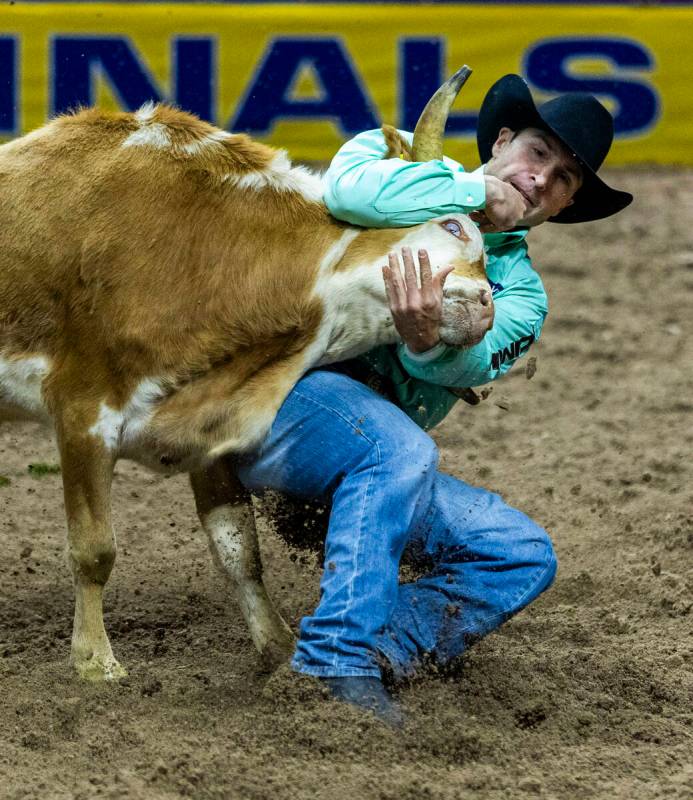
[{"xmin": 0, "ymin": 3, "xmax": 690, "ymax": 164}]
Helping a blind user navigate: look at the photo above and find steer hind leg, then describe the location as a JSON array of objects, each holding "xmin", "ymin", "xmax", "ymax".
[
  {"xmin": 59, "ymin": 428, "xmax": 126, "ymax": 681},
  {"xmin": 190, "ymin": 459, "xmax": 295, "ymax": 669}
]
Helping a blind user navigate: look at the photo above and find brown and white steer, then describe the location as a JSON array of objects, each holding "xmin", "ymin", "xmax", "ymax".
[{"xmin": 0, "ymin": 72, "xmax": 492, "ymax": 680}]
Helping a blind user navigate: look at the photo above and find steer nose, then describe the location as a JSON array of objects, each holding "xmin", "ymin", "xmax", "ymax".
[{"xmin": 479, "ymin": 289, "xmax": 491, "ymax": 307}]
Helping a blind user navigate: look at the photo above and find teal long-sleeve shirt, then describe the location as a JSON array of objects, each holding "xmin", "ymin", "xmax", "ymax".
[{"xmin": 323, "ymin": 129, "xmax": 548, "ymax": 430}]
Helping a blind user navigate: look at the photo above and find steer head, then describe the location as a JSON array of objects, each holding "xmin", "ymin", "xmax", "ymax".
[{"xmin": 394, "ymin": 211, "xmax": 493, "ymax": 348}]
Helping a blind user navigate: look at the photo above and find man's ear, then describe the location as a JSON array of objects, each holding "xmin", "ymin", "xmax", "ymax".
[{"xmin": 490, "ymin": 127, "xmax": 515, "ymax": 159}]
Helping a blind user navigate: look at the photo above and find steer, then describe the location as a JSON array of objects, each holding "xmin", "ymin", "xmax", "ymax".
[{"xmin": 0, "ymin": 68, "xmax": 492, "ymax": 680}]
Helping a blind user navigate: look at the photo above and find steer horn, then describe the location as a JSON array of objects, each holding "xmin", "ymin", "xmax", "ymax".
[{"xmin": 411, "ymin": 65, "xmax": 472, "ymax": 162}]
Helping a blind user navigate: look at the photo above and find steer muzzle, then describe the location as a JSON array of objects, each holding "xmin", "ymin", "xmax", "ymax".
[{"xmin": 440, "ymin": 283, "xmax": 494, "ymax": 349}]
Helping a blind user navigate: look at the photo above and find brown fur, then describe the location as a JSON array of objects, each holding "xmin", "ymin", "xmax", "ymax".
[
  {"xmin": 336, "ymin": 226, "xmax": 410, "ymax": 273},
  {"xmin": 0, "ymin": 106, "xmax": 343, "ymax": 453},
  {"xmin": 1, "ymin": 104, "xmax": 490, "ymax": 465}
]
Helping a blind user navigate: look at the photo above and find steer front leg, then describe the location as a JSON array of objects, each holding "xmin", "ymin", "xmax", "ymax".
[
  {"xmin": 58, "ymin": 427, "xmax": 125, "ymax": 681},
  {"xmin": 190, "ymin": 459, "xmax": 295, "ymax": 669}
]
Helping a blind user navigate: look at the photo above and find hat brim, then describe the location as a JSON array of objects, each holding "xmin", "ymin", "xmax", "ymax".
[{"xmin": 476, "ymin": 75, "xmax": 632, "ymax": 224}]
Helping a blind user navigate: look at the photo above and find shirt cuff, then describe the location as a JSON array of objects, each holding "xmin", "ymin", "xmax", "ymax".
[
  {"xmin": 452, "ymin": 164, "xmax": 486, "ymax": 210},
  {"xmin": 403, "ymin": 341, "xmax": 447, "ymax": 363}
]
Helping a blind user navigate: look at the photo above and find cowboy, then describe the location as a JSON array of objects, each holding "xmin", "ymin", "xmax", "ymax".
[{"xmin": 235, "ymin": 74, "xmax": 632, "ymax": 726}]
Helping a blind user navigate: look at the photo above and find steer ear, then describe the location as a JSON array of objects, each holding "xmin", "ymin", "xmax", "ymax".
[{"xmin": 382, "ymin": 124, "xmax": 414, "ymax": 162}]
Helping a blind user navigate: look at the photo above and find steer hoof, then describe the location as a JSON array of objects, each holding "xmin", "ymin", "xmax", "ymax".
[{"xmin": 72, "ymin": 652, "xmax": 127, "ymax": 682}]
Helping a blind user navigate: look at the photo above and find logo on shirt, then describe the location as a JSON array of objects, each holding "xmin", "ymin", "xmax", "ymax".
[
  {"xmin": 488, "ymin": 280, "xmax": 504, "ymax": 296},
  {"xmin": 491, "ymin": 334, "xmax": 535, "ymax": 370}
]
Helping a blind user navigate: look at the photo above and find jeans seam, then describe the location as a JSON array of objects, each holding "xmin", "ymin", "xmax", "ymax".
[{"xmin": 329, "ymin": 438, "xmax": 381, "ymax": 671}]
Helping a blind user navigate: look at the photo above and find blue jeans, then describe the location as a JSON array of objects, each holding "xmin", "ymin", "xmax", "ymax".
[{"xmin": 236, "ymin": 370, "xmax": 557, "ymax": 679}]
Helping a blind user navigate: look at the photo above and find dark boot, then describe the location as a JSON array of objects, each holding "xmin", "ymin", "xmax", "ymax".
[{"xmin": 321, "ymin": 676, "xmax": 404, "ymax": 728}]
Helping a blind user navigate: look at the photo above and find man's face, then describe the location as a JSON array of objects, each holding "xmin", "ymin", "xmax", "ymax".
[{"xmin": 485, "ymin": 127, "xmax": 583, "ymax": 227}]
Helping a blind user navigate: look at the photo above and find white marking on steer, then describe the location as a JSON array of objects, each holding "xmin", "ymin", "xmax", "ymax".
[
  {"xmin": 180, "ymin": 140, "xmax": 204, "ymax": 157},
  {"xmin": 89, "ymin": 379, "xmax": 166, "ymax": 451},
  {"xmin": 135, "ymin": 101, "xmax": 157, "ymax": 124},
  {"xmin": 203, "ymin": 504, "xmax": 292, "ymax": 654},
  {"xmin": 0, "ymin": 355, "xmax": 51, "ymax": 419},
  {"xmin": 121, "ymin": 102, "xmax": 174, "ymax": 149},
  {"xmin": 318, "ymin": 228, "xmax": 362, "ymax": 278},
  {"xmin": 209, "ymin": 129, "xmax": 233, "ymax": 142},
  {"xmin": 121, "ymin": 123, "xmax": 172, "ymax": 150},
  {"xmin": 204, "ymin": 506, "xmax": 244, "ymax": 580},
  {"xmin": 89, "ymin": 404, "xmax": 123, "ymax": 451},
  {"xmin": 227, "ymin": 150, "xmax": 324, "ymax": 203},
  {"xmin": 301, "ymin": 228, "xmax": 364, "ymax": 366},
  {"xmin": 313, "ymin": 260, "xmax": 395, "ymax": 365},
  {"xmin": 180, "ymin": 130, "xmax": 232, "ymax": 156}
]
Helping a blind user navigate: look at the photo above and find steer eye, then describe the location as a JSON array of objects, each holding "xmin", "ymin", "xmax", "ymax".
[{"xmin": 441, "ymin": 219, "xmax": 462, "ymax": 238}]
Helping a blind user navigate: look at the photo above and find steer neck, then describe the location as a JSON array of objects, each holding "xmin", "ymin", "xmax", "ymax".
[{"xmin": 315, "ymin": 258, "xmax": 398, "ymax": 366}]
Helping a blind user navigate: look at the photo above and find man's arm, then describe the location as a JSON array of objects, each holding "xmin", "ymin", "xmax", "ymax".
[
  {"xmin": 324, "ymin": 129, "xmax": 526, "ymax": 231},
  {"xmin": 324, "ymin": 129, "xmax": 486, "ymax": 228}
]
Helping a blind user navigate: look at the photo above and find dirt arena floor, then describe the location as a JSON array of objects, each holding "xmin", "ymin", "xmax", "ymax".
[{"xmin": 0, "ymin": 168, "xmax": 691, "ymax": 800}]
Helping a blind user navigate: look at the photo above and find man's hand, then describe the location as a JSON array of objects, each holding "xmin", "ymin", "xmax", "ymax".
[
  {"xmin": 470, "ymin": 176, "xmax": 527, "ymax": 233},
  {"xmin": 382, "ymin": 248, "xmax": 454, "ymax": 353}
]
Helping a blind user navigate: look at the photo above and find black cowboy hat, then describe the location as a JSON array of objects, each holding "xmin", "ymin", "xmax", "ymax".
[{"xmin": 477, "ymin": 74, "xmax": 632, "ymax": 224}]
